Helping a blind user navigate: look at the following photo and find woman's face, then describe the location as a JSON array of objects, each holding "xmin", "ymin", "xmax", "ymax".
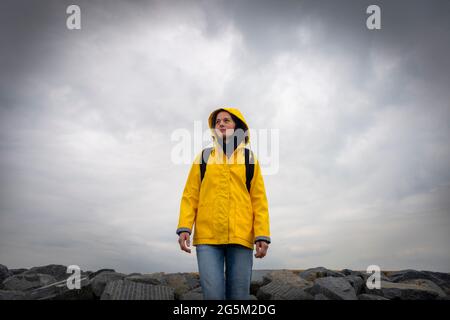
[{"xmin": 214, "ymin": 111, "xmax": 236, "ymax": 140}]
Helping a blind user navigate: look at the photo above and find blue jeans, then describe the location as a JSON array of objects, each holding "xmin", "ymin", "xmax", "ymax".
[{"xmin": 196, "ymin": 244, "xmax": 253, "ymax": 300}]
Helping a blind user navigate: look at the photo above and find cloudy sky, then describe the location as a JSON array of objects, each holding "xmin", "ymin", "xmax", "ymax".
[{"xmin": 1, "ymin": 0, "xmax": 449, "ymax": 274}]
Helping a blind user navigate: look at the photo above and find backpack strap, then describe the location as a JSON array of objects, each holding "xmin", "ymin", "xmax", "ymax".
[
  {"xmin": 199, "ymin": 147, "xmax": 255, "ymax": 193},
  {"xmin": 200, "ymin": 147, "xmax": 213, "ymax": 183},
  {"xmin": 245, "ymin": 148, "xmax": 255, "ymax": 193}
]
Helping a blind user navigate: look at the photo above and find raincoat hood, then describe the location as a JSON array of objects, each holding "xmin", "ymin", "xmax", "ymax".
[{"xmin": 208, "ymin": 107, "xmax": 250, "ymax": 155}]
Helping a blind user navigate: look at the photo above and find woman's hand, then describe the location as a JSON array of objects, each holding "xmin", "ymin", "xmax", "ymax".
[
  {"xmin": 254, "ymin": 241, "xmax": 269, "ymax": 258},
  {"xmin": 178, "ymin": 232, "xmax": 191, "ymax": 253}
]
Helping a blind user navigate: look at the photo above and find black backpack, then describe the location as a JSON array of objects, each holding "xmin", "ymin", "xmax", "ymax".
[{"xmin": 200, "ymin": 147, "xmax": 255, "ymax": 193}]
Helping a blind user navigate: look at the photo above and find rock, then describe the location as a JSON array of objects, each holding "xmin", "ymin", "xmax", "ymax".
[
  {"xmin": 263, "ymin": 270, "xmax": 312, "ymax": 287},
  {"xmin": 358, "ymin": 293, "xmax": 389, "ymax": 300},
  {"xmin": 84, "ymin": 271, "xmax": 94, "ymax": 278},
  {"xmin": 182, "ymin": 273, "xmax": 201, "ymax": 289},
  {"xmin": 250, "ymin": 269, "xmax": 313, "ymax": 300},
  {"xmin": 256, "ymin": 281, "xmax": 314, "ymax": 300},
  {"xmin": 179, "ymin": 286, "xmax": 203, "ymax": 300},
  {"xmin": 2, "ymin": 272, "xmax": 57, "ymax": 291},
  {"xmin": 50, "ymin": 276, "xmax": 95, "ymax": 300},
  {"xmin": 90, "ymin": 271, "xmax": 126, "ymax": 298},
  {"xmin": 299, "ymin": 267, "xmax": 345, "ymax": 281},
  {"xmin": 420, "ymin": 271, "xmax": 450, "ymax": 296},
  {"xmin": 401, "ymin": 279, "xmax": 447, "ymax": 299},
  {"xmin": 305, "ymin": 276, "xmax": 357, "ymax": 300},
  {"xmin": 127, "ymin": 273, "xmax": 142, "ymax": 277},
  {"xmin": 255, "ymin": 270, "xmax": 314, "ymax": 300},
  {"xmin": 100, "ymin": 279, "xmax": 174, "ymax": 300},
  {"xmin": 0, "ymin": 290, "xmax": 28, "ymax": 300},
  {"xmin": 387, "ymin": 269, "xmax": 427, "ymax": 282},
  {"xmin": 250, "ymin": 270, "xmax": 272, "ymax": 295},
  {"xmin": 125, "ymin": 272, "xmax": 166, "ymax": 286},
  {"xmin": 0, "ymin": 265, "xmax": 13, "ymax": 284},
  {"xmin": 29, "ymin": 264, "xmax": 69, "ymax": 281},
  {"xmin": 0, "ymin": 266, "xmax": 446, "ymax": 301},
  {"xmin": 10, "ymin": 268, "xmax": 28, "ymax": 276},
  {"xmin": 27, "ymin": 280, "xmax": 64, "ymax": 300},
  {"xmin": 344, "ymin": 275, "xmax": 365, "ymax": 295},
  {"xmin": 163, "ymin": 273, "xmax": 200, "ymax": 299},
  {"xmin": 358, "ymin": 271, "xmax": 393, "ymax": 284},
  {"xmin": 367, "ymin": 280, "xmax": 441, "ymax": 300},
  {"xmin": 88, "ymin": 268, "xmax": 116, "ymax": 280},
  {"xmin": 420, "ymin": 271, "xmax": 450, "ymax": 285},
  {"xmin": 341, "ymin": 269, "xmax": 353, "ymax": 276},
  {"xmin": 387, "ymin": 270, "xmax": 450, "ymax": 295},
  {"xmin": 340, "ymin": 269, "xmax": 371, "ymax": 278},
  {"xmin": 387, "ymin": 269, "xmax": 440, "ymax": 283},
  {"xmin": 25, "ymin": 276, "xmax": 92, "ymax": 300},
  {"xmin": 381, "ymin": 274, "xmax": 394, "ymax": 282}
]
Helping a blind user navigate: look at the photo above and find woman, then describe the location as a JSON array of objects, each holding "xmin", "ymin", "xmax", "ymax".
[{"xmin": 176, "ymin": 107, "xmax": 271, "ymax": 300}]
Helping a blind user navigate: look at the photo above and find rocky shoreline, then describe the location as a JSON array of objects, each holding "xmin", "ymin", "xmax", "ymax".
[{"xmin": 1, "ymin": 264, "xmax": 449, "ymax": 300}]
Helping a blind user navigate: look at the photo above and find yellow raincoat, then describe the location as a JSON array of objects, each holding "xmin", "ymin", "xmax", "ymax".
[{"xmin": 176, "ymin": 107, "xmax": 271, "ymax": 249}]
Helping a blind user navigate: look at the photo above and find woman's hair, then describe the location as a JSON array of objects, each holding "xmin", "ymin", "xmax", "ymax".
[{"xmin": 211, "ymin": 109, "xmax": 249, "ymax": 144}]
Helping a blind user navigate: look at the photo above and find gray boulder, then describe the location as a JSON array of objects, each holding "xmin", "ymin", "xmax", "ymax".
[
  {"xmin": 342, "ymin": 269, "xmax": 368, "ymax": 278},
  {"xmin": 179, "ymin": 286, "xmax": 203, "ymax": 300},
  {"xmin": 2, "ymin": 271, "xmax": 57, "ymax": 291},
  {"xmin": 305, "ymin": 276, "xmax": 357, "ymax": 300},
  {"xmin": 400, "ymin": 279, "xmax": 447, "ymax": 299},
  {"xmin": 299, "ymin": 267, "xmax": 345, "ymax": 281},
  {"xmin": 163, "ymin": 273, "xmax": 200, "ymax": 299},
  {"xmin": 100, "ymin": 279, "xmax": 174, "ymax": 300},
  {"xmin": 10, "ymin": 268, "xmax": 28, "ymax": 276},
  {"xmin": 250, "ymin": 270, "xmax": 272, "ymax": 295},
  {"xmin": 341, "ymin": 269, "xmax": 353, "ymax": 276},
  {"xmin": 263, "ymin": 270, "xmax": 313, "ymax": 288},
  {"xmin": 257, "ymin": 280, "xmax": 314, "ymax": 300},
  {"xmin": 388, "ymin": 269, "xmax": 431, "ymax": 282},
  {"xmin": 387, "ymin": 270, "xmax": 450, "ymax": 295},
  {"xmin": 367, "ymin": 280, "xmax": 441, "ymax": 300},
  {"xmin": 125, "ymin": 272, "xmax": 166, "ymax": 286},
  {"xmin": 26, "ymin": 275, "xmax": 92, "ymax": 300},
  {"xmin": 359, "ymin": 271, "xmax": 393, "ymax": 284},
  {"xmin": 90, "ymin": 271, "xmax": 126, "ymax": 298},
  {"xmin": 88, "ymin": 269, "xmax": 116, "ymax": 280},
  {"xmin": 29, "ymin": 264, "xmax": 69, "ymax": 281},
  {"xmin": 387, "ymin": 269, "xmax": 445, "ymax": 284},
  {"xmin": 420, "ymin": 271, "xmax": 450, "ymax": 296},
  {"xmin": 420, "ymin": 271, "xmax": 450, "ymax": 284},
  {"xmin": 257, "ymin": 270, "xmax": 314, "ymax": 300},
  {"xmin": 0, "ymin": 265, "xmax": 13, "ymax": 284},
  {"xmin": 50, "ymin": 276, "xmax": 94, "ymax": 300},
  {"xmin": 344, "ymin": 275, "xmax": 365, "ymax": 295}
]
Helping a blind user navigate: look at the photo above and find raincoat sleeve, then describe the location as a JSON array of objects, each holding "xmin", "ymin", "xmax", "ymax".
[
  {"xmin": 250, "ymin": 156, "xmax": 271, "ymax": 244},
  {"xmin": 176, "ymin": 153, "xmax": 202, "ymax": 236}
]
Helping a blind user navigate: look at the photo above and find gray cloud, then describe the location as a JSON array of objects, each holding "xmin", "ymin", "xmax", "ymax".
[{"xmin": 0, "ymin": 0, "xmax": 449, "ymax": 273}]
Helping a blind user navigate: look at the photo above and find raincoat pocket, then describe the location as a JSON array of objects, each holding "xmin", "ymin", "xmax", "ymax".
[
  {"xmin": 194, "ymin": 202, "xmax": 214, "ymax": 239},
  {"xmin": 234, "ymin": 203, "xmax": 253, "ymax": 242}
]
